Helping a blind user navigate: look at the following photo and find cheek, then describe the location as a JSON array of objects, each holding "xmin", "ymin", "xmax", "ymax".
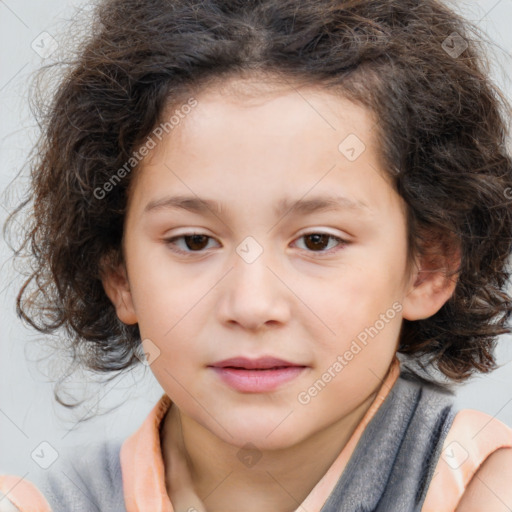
[
  {"xmin": 301, "ymin": 259, "xmax": 404, "ymax": 366},
  {"xmin": 312, "ymin": 265, "xmax": 402, "ymax": 327},
  {"xmin": 125, "ymin": 241, "xmax": 199, "ymax": 331}
]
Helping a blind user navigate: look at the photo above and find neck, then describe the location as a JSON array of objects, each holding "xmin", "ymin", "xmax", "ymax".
[{"xmin": 161, "ymin": 389, "xmax": 378, "ymax": 512}]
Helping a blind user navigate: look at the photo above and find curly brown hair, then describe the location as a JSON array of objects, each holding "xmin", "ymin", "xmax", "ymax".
[{"xmin": 5, "ymin": 0, "xmax": 512, "ymax": 400}]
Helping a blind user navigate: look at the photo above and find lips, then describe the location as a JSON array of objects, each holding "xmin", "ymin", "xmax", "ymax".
[
  {"xmin": 209, "ymin": 356, "xmax": 304, "ymax": 370},
  {"xmin": 209, "ymin": 357, "xmax": 307, "ymax": 393}
]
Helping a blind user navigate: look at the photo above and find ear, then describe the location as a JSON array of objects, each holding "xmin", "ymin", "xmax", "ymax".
[
  {"xmin": 100, "ymin": 256, "xmax": 138, "ymax": 325},
  {"xmin": 402, "ymin": 237, "xmax": 461, "ymax": 321}
]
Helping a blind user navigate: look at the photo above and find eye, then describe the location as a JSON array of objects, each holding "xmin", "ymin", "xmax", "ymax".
[
  {"xmin": 164, "ymin": 233, "xmax": 219, "ymax": 254},
  {"xmin": 164, "ymin": 231, "xmax": 348, "ymax": 256},
  {"xmin": 292, "ymin": 232, "xmax": 348, "ymax": 255}
]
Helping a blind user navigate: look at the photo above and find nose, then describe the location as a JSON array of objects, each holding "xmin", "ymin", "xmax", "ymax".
[{"xmin": 216, "ymin": 245, "xmax": 291, "ymax": 331}]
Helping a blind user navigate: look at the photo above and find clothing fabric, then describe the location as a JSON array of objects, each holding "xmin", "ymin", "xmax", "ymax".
[{"xmin": 1, "ymin": 356, "xmax": 511, "ymax": 511}]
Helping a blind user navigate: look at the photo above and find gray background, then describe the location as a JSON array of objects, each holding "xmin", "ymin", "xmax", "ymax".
[{"xmin": 1, "ymin": 0, "xmax": 512, "ymax": 477}]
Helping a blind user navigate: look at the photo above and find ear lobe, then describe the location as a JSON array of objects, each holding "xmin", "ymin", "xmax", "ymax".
[
  {"xmin": 402, "ymin": 244, "xmax": 461, "ymax": 321},
  {"xmin": 100, "ymin": 257, "xmax": 138, "ymax": 325}
]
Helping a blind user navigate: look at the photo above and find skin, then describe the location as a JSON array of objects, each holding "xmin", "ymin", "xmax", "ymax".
[
  {"xmin": 454, "ymin": 448, "xmax": 512, "ymax": 511},
  {"xmin": 102, "ymin": 76, "xmax": 458, "ymax": 512}
]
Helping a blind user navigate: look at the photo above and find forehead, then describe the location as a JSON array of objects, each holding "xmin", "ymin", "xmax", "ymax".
[
  {"xmin": 128, "ymin": 75, "xmax": 400, "ymax": 221},
  {"xmin": 138, "ymin": 76, "xmax": 384, "ymax": 181},
  {"xmin": 168, "ymin": 76, "xmax": 379, "ymax": 154}
]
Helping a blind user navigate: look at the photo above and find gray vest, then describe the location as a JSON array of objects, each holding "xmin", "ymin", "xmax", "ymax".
[{"xmin": 23, "ymin": 368, "xmax": 457, "ymax": 511}]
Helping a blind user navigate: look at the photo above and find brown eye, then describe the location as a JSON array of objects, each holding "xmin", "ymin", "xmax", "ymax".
[
  {"xmin": 303, "ymin": 234, "xmax": 331, "ymax": 251},
  {"xmin": 183, "ymin": 234, "xmax": 210, "ymax": 251},
  {"xmin": 165, "ymin": 233, "xmax": 218, "ymax": 254},
  {"xmin": 293, "ymin": 232, "xmax": 347, "ymax": 255}
]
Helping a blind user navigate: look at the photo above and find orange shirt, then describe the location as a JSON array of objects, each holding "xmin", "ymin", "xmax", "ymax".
[{"xmin": 1, "ymin": 355, "xmax": 511, "ymax": 511}]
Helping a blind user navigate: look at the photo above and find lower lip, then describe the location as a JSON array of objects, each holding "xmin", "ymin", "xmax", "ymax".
[{"xmin": 210, "ymin": 366, "xmax": 307, "ymax": 393}]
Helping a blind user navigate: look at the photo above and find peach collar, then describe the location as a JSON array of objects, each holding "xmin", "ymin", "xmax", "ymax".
[{"xmin": 119, "ymin": 356, "xmax": 401, "ymax": 512}]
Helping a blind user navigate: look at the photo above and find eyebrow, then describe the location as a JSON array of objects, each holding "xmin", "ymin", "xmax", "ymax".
[{"xmin": 143, "ymin": 194, "xmax": 371, "ymax": 218}]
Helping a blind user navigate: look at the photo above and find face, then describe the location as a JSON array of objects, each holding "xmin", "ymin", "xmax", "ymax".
[{"xmin": 104, "ymin": 77, "xmax": 452, "ymax": 450}]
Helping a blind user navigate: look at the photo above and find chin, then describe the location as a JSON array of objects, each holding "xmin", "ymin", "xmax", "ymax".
[{"xmin": 216, "ymin": 422, "xmax": 304, "ymax": 452}]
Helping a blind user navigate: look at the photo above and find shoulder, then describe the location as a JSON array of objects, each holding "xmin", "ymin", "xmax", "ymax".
[
  {"xmin": 41, "ymin": 439, "xmax": 124, "ymax": 510},
  {"xmin": 0, "ymin": 439, "xmax": 125, "ymax": 512},
  {"xmin": 0, "ymin": 477, "xmax": 50, "ymax": 512},
  {"xmin": 455, "ymin": 447, "xmax": 512, "ymax": 511},
  {"xmin": 422, "ymin": 409, "xmax": 512, "ymax": 512}
]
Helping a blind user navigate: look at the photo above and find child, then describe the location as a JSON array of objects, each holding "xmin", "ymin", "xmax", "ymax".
[{"xmin": 1, "ymin": 0, "xmax": 512, "ymax": 510}]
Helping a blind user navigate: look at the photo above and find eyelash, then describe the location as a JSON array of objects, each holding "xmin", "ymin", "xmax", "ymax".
[{"xmin": 163, "ymin": 232, "xmax": 348, "ymax": 257}]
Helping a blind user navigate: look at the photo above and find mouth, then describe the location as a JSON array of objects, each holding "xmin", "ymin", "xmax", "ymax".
[
  {"xmin": 209, "ymin": 356, "xmax": 305, "ymax": 370},
  {"xmin": 208, "ymin": 356, "xmax": 308, "ymax": 392},
  {"xmin": 224, "ymin": 366, "xmax": 293, "ymax": 371}
]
